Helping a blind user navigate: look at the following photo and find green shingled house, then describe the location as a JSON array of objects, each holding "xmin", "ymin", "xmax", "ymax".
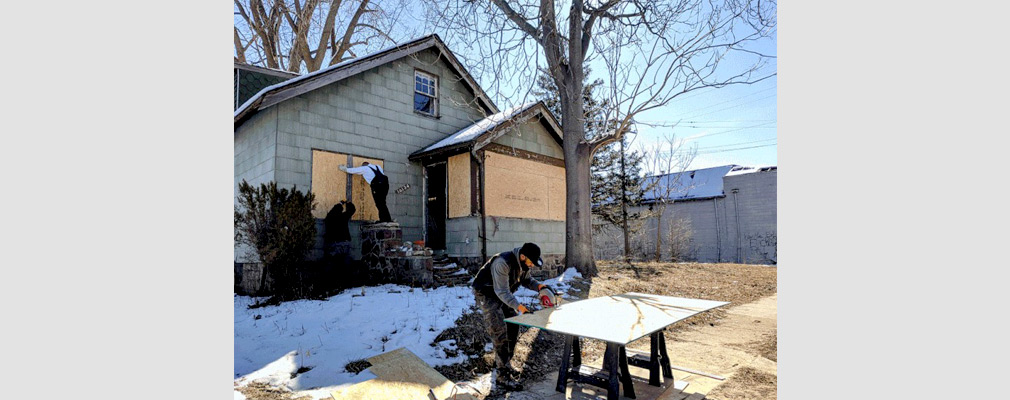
[{"xmin": 234, "ymin": 34, "xmax": 568, "ymax": 276}]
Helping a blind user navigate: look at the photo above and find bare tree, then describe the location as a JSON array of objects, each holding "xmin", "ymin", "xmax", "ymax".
[
  {"xmin": 640, "ymin": 132, "xmax": 696, "ymax": 261},
  {"xmin": 234, "ymin": 0, "xmax": 410, "ymax": 73},
  {"xmin": 424, "ymin": 0, "xmax": 774, "ymax": 276}
]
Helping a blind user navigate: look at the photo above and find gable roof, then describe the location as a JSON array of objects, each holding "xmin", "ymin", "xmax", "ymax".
[
  {"xmin": 234, "ymin": 34, "xmax": 498, "ymax": 128},
  {"xmin": 233, "ymin": 62, "xmax": 300, "ymax": 79},
  {"xmin": 408, "ymin": 101, "xmax": 563, "ymax": 161}
]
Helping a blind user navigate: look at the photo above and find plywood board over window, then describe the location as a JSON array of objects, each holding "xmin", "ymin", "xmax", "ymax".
[
  {"xmin": 350, "ymin": 156, "xmax": 384, "ymax": 221},
  {"xmin": 311, "ymin": 150, "xmax": 349, "ymax": 219},
  {"xmin": 484, "ymin": 152, "xmax": 565, "ymax": 221},
  {"xmin": 447, "ymin": 153, "xmax": 471, "ymax": 218}
]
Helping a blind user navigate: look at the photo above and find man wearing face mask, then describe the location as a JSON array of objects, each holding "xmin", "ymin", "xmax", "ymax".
[{"xmin": 471, "ymin": 242, "xmax": 558, "ymax": 391}]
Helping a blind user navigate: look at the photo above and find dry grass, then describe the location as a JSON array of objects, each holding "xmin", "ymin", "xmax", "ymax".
[
  {"xmin": 439, "ymin": 261, "xmax": 776, "ymax": 399},
  {"xmin": 578, "ymin": 261, "xmax": 777, "ymax": 362},
  {"xmin": 706, "ymin": 367, "xmax": 777, "ymax": 400},
  {"xmin": 236, "ymin": 382, "xmax": 312, "ymax": 400},
  {"xmin": 756, "ymin": 331, "xmax": 777, "ymax": 362}
]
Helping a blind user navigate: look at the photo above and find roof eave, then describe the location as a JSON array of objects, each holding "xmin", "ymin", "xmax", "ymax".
[{"xmin": 235, "ymin": 34, "xmax": 498, "ymax": 131}]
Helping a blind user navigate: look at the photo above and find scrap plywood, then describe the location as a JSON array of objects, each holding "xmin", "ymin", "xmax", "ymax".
[
  {"xmin": 330, "ymin": 347, "xmax": 478, "ymax": 400},
  {"xmin": 447, "ymin": 153, "xmax": 471, "ymax": 218},
  {"xmin": 349, "ymin": 157, "xmax": 384, "ymax": 221},
  {"xmin": 484, "ymin": 152, "xmax": 565, "ymax": 221},
  {"xmin": 505, "ymin": 293, "xmax": 729, "ymax": 345},
  {"xmin": 311, "ymin": 150, "xmax": 349, "ymax": 219}
]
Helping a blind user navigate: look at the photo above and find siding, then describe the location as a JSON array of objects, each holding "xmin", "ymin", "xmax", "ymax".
[
  {"xmin": 445, "ymin": 216, "xmax": 565, "ymax": 259},
  {"xmin": 491, "ymin": 118, "xmax": 563, "ymax": 159},
  {"xmin": 236, "ymin": 47, "xmax": 488, "ymax": 260},
  {"xmin": 233, "ymin": 108, "xmax": 279, "ymax": 262}
]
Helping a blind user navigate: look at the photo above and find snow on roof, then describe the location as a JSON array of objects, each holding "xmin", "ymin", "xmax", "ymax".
[
  {"xmin": 417, "ymin": 102, "xmax": 539, "ymax": 154},
  {"xmin": 725, "ymin": 165, "xmax": 777, "ymax": 176},
  {"xmin": 643, "ymin": 165, "xmax": 737, "ymax": 202}
]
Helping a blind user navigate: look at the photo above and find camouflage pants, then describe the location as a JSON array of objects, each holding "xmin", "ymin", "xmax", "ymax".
[{"xmin": 474, "ymin": 290, "xmax": 520, "ymax": 371}]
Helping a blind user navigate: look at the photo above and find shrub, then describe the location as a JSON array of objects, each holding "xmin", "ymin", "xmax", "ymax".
[{"xmin": 235, "ymin": 180, "xmax": 317, "ymax": 299}]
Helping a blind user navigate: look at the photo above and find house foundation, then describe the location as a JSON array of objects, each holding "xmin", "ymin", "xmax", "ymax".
[{"xmin": 361, "ymin": 222, "xmax": 434, "ymax": 286}]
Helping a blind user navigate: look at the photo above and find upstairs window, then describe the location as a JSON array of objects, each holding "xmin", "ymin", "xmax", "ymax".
[{"xmin": 414, "ymin": 70, "xmax": 438, "ymax": 116}]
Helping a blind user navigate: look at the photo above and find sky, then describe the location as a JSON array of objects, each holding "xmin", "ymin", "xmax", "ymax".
[
  {"xmin": 235, "ymin": 2, "xmax": 777, "ymax": 174},
  {"xmin": 234, "ymin": 267, "xmax": 582, "ymax": 399},
  {"xmin": 411, "ymin": 4, "xmax": 778, "ymax": 173}
]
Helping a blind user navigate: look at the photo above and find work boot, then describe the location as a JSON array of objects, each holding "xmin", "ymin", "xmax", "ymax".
[{"xmin": 493, "ymin": 368, "xmax": 523, "ymax": 391}]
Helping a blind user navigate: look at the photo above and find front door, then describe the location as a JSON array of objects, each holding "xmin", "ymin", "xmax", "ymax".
[{"xmin": 425, "ymin": 163, "xmax": 447, "ymax": 250}]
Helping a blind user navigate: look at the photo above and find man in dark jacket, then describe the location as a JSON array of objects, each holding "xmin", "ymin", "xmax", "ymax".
[
  {"xmin": 323, "ymin": 200, "xmax": 355, "ymax": 269},
  {"xmin": 471, "ymin": 243, "xmax": 558, "ymax": 391}
]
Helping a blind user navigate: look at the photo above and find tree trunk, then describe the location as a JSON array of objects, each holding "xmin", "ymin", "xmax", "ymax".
[
  {"xmin": 620, "ymin": 138, "xmax": 630, "ymax": 263},
  {"xmin": 565, "ymin": 143, "xmax": 597, "ymax": 276},
  {"xmin": 655, "ymin": 205, "xmax": 663, "ymax": 261}
]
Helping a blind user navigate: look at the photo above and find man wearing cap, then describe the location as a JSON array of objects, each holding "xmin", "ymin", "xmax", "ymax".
[{"xmin": 471, "ymin": 242, "xmax": 559, "ymax": 391}]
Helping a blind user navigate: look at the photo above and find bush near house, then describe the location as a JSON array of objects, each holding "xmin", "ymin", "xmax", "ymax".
[{"xmin": 235, "ymin": 180, "xmax": 317, "ymax": 300}]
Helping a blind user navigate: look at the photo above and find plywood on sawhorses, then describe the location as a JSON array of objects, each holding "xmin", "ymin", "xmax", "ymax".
[
  {"xmin": 330, "ymin": 347, "xmax": 478, "ymax": 400},
  {"xmin": 505, "ymin": 292, "xmax": 729, "ymax": 344}
]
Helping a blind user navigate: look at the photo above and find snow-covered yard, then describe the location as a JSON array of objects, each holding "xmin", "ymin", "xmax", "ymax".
[{"xmin": 234, "ymin": 268, "xmax": 582, "ymax": 400}]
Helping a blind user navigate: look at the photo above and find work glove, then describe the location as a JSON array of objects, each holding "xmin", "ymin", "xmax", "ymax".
[
  {"xmin": 537, "ymin": 284, "xmax": 558, "ymax": 307},
  {"xmin": 338, "ymin": 165, "xmax": 347, "ymax": 172},
  {"xmin": 517, "ymin": 304, "xmax": 530, "ymax": 314}
]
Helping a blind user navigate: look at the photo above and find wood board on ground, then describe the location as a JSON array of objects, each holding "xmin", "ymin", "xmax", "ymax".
[{"xmin": 330, "ymin": 347, "xmax": 478, "ymax": 400}]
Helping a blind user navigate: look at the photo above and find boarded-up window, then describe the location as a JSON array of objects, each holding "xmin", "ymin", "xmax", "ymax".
[
  {"xmin": 484, "ymin": 152, "xmax": 565, "ymax": 221},
  {"xmin": 311, "ymin": 150, "xmax": 384, "ymax": 221},
  {"xmin": 447, "ymin": 153, "xmax": 471, "ymax": 218},
  {"xmin": 311, "ymin": 150, "xmax": 348, "ymax": 219}
]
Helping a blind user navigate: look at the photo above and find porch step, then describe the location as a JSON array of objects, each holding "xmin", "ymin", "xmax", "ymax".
[{"xmin": 432, "ymin": 262, "xmax": 471, "ymax": 287}]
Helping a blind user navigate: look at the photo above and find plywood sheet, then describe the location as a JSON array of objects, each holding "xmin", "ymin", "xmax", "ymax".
[
  {"xmin": 311, "ymin": 150, "xmax": 349, "ymax": 219},
  {"xmin": 349, "ymin": 157, "xmax": 384, "ymax": 221},
  {"xmin": 447, "ymin": 153, "xmax": 471, "ymax": 218},
  {"xmin": 330, "ymin": 347, "xmax": 477, "ymax": 400},
  {"xmin": 505, "ymin": 293, "xmax": 729, "ymax": 345},
  {"xmin": 484, "ymin": 152, "xmax": 565, "ymax": 221}
]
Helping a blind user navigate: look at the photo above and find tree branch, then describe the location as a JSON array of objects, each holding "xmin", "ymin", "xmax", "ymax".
[{"xmin": 488, "ymin": 0, "xmax": 543, "ymax": 46}]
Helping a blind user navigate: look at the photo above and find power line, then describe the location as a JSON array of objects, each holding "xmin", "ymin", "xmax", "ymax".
[
  {"xmin": 679, "ymin": 119, "xmax": 777, "ymax": 124},
  {"xmin": 692, "ymin": 138, "xmax": 777, "ymax": 150},
  {"xmin": 678, "ymin": 125, "xmax": 776, "ymax": 129},
  {"xmin": 681, "ymin": 93, "xmax": 777, "ymax": 120},
  {"xmin": 684, "ymin": 121, "xmax": 777, "ymax": 140},
  {"xmin": 669, "ymin": 86, "xmax": 777, "ymax": 115},
  {"xmin": 691, "ymin": 143, "xmax": 777, "ymax": 155}
]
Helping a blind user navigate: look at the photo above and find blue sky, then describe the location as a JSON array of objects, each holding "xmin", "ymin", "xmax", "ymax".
[
  {"xmin": 236, "ymin": 2, "xmax": 777, "ymax": 173},
  {"xmin": 406, "ymin": 6, "xmax": 778, "ymax": 173}
]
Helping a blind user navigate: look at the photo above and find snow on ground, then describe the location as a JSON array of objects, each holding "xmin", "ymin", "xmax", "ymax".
[{"xmin": 234, "ymin": 268, "xmax": 582, "ymax": 400}]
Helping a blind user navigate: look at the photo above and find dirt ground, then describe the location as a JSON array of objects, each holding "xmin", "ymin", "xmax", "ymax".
[
  {"xmin": 440, "ymin": 261, "xmax": 778, "ymax": 400},
  {"xmin": 237, "ymin": 261, "xmax": 777, "ymax": 400}
]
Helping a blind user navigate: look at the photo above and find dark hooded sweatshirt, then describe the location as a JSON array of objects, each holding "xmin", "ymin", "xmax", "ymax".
[{"xmin": 471, "ymin": 247, "xmax": 543, "ymax": 310}]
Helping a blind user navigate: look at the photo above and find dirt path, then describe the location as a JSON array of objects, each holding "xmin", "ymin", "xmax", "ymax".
[{"xmin": 658, "ymin": 293, "xmax": 777, "ymax": 399}]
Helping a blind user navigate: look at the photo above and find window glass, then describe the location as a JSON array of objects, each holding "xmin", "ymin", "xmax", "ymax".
[{"xmin": 414, "ymin": 71, "xmax": 437, "ymax": 115}]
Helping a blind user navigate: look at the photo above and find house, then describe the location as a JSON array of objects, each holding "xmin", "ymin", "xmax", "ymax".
[
  {"xmin": 234, "ymin": 34, "xmax": 567, "ymax": 278},
  {"xmin": 594, "ymin": 165, "xmax": 777, "ymax": 264},
  {"xmin": 234, "ymin": 62, "xmax": 299, "ymax": 110}
]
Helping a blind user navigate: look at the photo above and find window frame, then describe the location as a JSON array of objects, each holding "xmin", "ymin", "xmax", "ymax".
[{"xmin": 413, "ymin": 69, "xmax": 439, "ymax": 117}]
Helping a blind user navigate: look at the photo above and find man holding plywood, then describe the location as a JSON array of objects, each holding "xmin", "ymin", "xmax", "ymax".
[
  {"xmin": 339, "ymin": 161, "xmax": 392, "ymax": 223},
  {"xmin": 471, "ymin": 243, "xmax": 558, "ymax": 391}
]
